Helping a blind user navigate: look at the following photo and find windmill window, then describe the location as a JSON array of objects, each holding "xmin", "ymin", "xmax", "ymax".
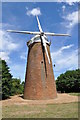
[{"xmin": 41, "ymin": 60, "xmax": 43, "ymax": 63}]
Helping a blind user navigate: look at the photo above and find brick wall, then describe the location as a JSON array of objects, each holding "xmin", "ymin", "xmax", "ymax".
[{"xmin": 24, "ymin": 42, "xmax": 57, "ymax": 100}]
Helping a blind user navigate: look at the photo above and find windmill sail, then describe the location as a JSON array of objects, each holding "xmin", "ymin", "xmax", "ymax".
[
  {"xmin": 41, "ymin": 36, "xmax": 50, "ymax": 64},
  {"xmin": 36, "ymin": 16, "xmax": 43, "ymax": 32},
  {"xmin": 7, "ymin": 16, "xmax": 70, "ymax": 65},
  {"xmin": 36, "ymin": 16, "xmax": 51, "ymax": 64},
  {"xmin": 44, "ymin": 32, "xmax": 70, "ymax": 36},
  {"xmin": 7, "ymin": 30, "xmax": 40, "ymax": 35}
]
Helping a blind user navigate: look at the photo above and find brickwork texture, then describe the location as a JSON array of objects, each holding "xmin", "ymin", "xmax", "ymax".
[{"xmin": 24, "ymin": 42, "xmax": 57, "ymax": 100}]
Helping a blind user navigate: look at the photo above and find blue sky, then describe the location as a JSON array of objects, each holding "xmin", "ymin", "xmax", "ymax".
[{"xmin": 0, "ymin": 2, "xmax": 78, "ymax": 82}]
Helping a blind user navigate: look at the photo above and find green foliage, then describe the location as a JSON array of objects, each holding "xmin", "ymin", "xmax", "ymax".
[
  {"xmin": 11, "ymin": 78, "xmax": 24, "ymax": 95},
  {"xmin": 2, "ymin": 59, "xmax": 12, "ymax": 99},
  {"xmin": 0, "ymin": 59, "xmax": 2, "ymax": 100},
  {"xmin": 56, "ymin": 69, "xmax": 80, "ymax": 93},
  {"xmin": 1, "ymin": 59, "xmax": 24, "ymax": 99}
]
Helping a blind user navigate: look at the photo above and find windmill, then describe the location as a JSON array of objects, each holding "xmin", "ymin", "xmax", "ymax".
[{"xmin": 7, "ymin": 16, "xmax": 70, "ymax": 100}]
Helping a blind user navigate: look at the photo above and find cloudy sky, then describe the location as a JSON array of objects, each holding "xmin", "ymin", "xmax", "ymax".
[{"xmin": 1, "ymin": 1, "xmax": 78, "ymax": 81}]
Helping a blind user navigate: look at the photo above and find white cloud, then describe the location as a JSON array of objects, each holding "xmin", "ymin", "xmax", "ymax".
[
  {"xmin": 56, "ymin": 49, "xmax": 78, "ymax": 70},
  {"xmin": 20, "ymin": 52, "xmax": 27, "ymax": 60},
  {"xmin": 63, "ymin": 11, "xmax": 78, "ymax": 29},
  {"xmin": 0, "ymin": 29, "xmax": 19, "ymax": 62},
  {"xmin": 52, "ymin": 44, "xmax": 74, "ymax": 57},
  {"xmin": 62, "ymin": 5, "xmax": 66, "ymax": 12},
  {"xmin": 0, "ymin": 23, "xmax": 15, "ymax": 30},
  {"xmin": 0, "ymin": 52, "xmax": 10, "ymax": 62},
  {"xmin": 51, "ymin": 45, "xmax": 78, "ymax": 73},
  {"xmin": 60, "ymin": 10, "xmax": 79, "ymax": 35},
  {"xmin": 10, "ymin": 64, "xmax": 26, "ymax": 81},
  {"xmin": 26, "ymin": 7, "xmax": 28, "ymax": 10},
  {"xmin": 0, "ymin": 30, "xmax": 19, "ymax": 51},
  {"xmin": 26, "ymin": 7, "xmax": 41, "ymax": 16},
  {"xmin": 57, "ymin": 0, "xmax": 78, "ymax": 5},
  {"xmin": 60, "ymin": 44, "xmax": 74, "ymax": 50}
]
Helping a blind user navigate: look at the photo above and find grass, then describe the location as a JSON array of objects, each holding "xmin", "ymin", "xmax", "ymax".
[
  {"xmin": 68, "ymin": 93, "xmax": 80, "ymax": 96},
  {"xmin": 2, "ymin": 102, "xmax": 78, "ymax": 118}
]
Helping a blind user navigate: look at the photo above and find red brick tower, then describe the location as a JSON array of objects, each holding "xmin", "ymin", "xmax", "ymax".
[{"xmin": 24, "ymin": 37, "xmax": 57, "ymax": 100}]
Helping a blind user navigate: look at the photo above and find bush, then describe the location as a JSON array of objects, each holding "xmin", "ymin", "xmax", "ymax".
[{"xmin": 56, "ymin": 69, "xmax": 80, "ymax": 93}]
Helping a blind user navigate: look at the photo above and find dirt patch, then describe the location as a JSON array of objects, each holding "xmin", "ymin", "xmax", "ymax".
[{"xmin": 1, "ymin": 93, "xmax": 79, "ymax": 106}]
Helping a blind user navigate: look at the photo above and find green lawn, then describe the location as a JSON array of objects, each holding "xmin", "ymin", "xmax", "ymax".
[
  {"xmin": 2, "ymin": 102, "xmax": 78, "ymax": 118},
  {"xmin": 68, "ymin": 93, "xmax": 80, "ymax": 96}
]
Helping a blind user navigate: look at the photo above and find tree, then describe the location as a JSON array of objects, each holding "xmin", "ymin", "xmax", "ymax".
[
  {"xmin": 56, "ymin": 69, "xmax": 80, "ymax": 93},
  {"xmin": 2, "ymin": 59, "xmax": 12, "ymax": 99},
  {"xmin": 0, "ymin": 59, "xmax": 25, "ymax": 99},
  {"xmin": 11, "ymin": 78, "xmax": 24, "ymax": 95},
  {"xmin": 0, "ymin": 59, "xmax": 2, "ymax": 100}
]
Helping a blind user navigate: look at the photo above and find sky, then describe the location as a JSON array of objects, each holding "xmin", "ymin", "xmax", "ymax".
[{"xmin": 0, "ymin": 1, "xmax": 79, "ymax": 82}]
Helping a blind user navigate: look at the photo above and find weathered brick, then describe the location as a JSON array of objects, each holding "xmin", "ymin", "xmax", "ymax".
[{"xmin": 24, "ymin": 42, "xmax": 57, "ymax": 100}]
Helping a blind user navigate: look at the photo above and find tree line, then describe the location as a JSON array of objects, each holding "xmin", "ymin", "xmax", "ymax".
[{"xmin": 0, "ymin": 59, "xmax": 80, "ymax": 99}]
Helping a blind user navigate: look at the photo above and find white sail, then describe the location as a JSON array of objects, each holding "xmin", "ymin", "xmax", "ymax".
[
  {"xmin": 36, "ymin": 16, "xmax": 43, "ymax": 32},
  {"xmin": 44, "ymin": 32, "xmax": 70, "ymax": 36},
  {"xmin": 7, "ymin": 16, "xmax": 70, "ymax": 64},
  {"xmin": 41, "ymin": 36, "xmax": 50, "ymax": 64},
  {"xmin": 7, "ymin": 30, "xmax": 40, "ymax": 35}
]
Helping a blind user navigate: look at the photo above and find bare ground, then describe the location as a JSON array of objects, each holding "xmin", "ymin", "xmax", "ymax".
[
  {"xmin": 1, "ymin": 93, "xmax": 79, "ymax": 106},
  {"xmin": 1, "ymin": 93, "xmax": 79, "ymax": 118}
]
